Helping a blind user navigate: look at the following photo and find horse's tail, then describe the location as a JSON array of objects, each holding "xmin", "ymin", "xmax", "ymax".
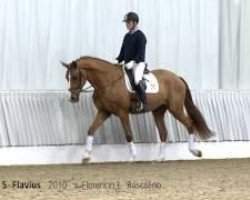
[{"xmin": 180, "ymin": 77, "xmax": 213, "ymax": 140}]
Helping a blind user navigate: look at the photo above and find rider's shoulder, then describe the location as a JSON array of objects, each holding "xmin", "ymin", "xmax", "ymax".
[
  {"xmin": 135, "ymin": 30, "xmax": 146, "ymax": 37},
  {"xmin": 123, "ymin": 32, "xmax": 130, "ymax": 38},
  {"xmin": 136, "ymin": 30, "xmax": 147, "ymax": 41}
]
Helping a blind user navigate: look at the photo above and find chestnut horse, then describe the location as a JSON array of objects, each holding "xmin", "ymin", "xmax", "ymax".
[{"xmin": 61, "ymin": 56, "xmax": 213, "ymax": 161}]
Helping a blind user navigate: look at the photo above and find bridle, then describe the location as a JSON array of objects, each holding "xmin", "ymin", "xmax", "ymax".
[
  {"xmin": 69, "ymin": 85, "xmax": 93, "ymax": 93},
  {"xmin": 68, "ymin": 68, "xmax": 89, "ymax": 93}
]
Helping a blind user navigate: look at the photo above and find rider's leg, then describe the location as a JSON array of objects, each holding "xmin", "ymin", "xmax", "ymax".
[
  {"xmin": 133, "ymin": 62, "xmax": 145, "ymax": 85},
  {"xmin": 136, "ymin": 80, "xmax": 147, "ymax": 111},
  {"xmin": 132, "ymin": 63, "xmax": 147, "ymax": 111}
]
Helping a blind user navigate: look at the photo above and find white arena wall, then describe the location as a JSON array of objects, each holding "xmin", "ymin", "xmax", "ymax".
[
  {"xmin": 0, "ymin": 90, "xmax": 250, "ymax": 165},
  {"xmin": 1, "ymin": 0, "xmax": 250, "ymax": 165}
]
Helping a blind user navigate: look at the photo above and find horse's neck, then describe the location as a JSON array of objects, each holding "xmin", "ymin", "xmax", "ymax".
[{"xmin": 79, "ymin": 59, "xmax": 121, "ymax": 89}]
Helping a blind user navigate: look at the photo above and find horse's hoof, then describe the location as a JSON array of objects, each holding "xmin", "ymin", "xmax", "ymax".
[
  {"xmin": 160, "ymin": 156, "xmax": 166, "ymax": 162},
  {"xmin": 82, "ymin": 151, "xmax": 91, "ymax": 163},
  {"xmin": 157, "ymin": 154, "xmax": 165, "ymax": 162},
  {"xmin": 82, "ymin": 158, "xmax": 90, "ymax": 164},
  {"xmin": 129, "ymin": 154, "xmax": 137, "ymax": 162},
  {"xmin": 190, "ymin": 149, "xmax": 202, "ymax": 157},
  {"xmin": 129, "ymin": 156, "xmax": 136, "ymax": 162},
  {"xmin": 160, "ymin": 151, "xmax": 166, "ymax": 161}
]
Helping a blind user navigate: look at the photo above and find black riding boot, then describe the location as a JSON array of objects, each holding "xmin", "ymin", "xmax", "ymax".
[{"xmin": 136, "ymin": 80, "xmax": 147, "ymax": 112}]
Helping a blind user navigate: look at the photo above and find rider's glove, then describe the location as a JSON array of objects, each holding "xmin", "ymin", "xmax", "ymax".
[{"xmin": 125, "ymin": 61, "xmax": 134, "ymax": 69}]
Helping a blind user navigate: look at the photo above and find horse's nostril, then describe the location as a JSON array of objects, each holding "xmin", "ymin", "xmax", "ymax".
[{"xmin": 70, "ymin": 95, "xmax": 79, "ymax": 102}]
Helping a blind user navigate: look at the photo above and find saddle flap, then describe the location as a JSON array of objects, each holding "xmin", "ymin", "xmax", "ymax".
[{"xmin": 123, "ymin": 67, "xmax": 159, "ymax": 94}]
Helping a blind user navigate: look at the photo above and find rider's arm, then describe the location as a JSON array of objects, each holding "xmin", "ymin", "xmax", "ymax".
[
  {"xmin": 116, "ymin": 36, "xmax": 126, "ymax": 63},
  {"xmin": 134, "ymin": 33, "xmax": 147, "ymax": 63}
]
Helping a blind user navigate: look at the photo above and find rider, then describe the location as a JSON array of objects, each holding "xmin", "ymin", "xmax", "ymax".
[{"xmin": 116, "ymin": 12, "xmax": 148, "ymax": 111}]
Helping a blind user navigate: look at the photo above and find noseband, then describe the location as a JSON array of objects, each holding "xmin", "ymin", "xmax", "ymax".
[{"xmin": 68, "ymin": 69, "xmax": 83, "ymax": 93}]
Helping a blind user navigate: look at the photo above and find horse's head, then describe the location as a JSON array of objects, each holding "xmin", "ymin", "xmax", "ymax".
[{"xmin": 61, "ymin": 61, "xmax": 86, "ymax": 102}]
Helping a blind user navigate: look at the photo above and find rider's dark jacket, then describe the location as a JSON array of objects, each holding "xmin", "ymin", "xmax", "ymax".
[{"xmin": 116, "ymin": 29, "xmax": 147, "ymax": 64}]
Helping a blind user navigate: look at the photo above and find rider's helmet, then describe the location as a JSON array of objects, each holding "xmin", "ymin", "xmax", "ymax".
[{"xmin": 123, "ymin": 12, "xmax": 139, "ymax": 23}]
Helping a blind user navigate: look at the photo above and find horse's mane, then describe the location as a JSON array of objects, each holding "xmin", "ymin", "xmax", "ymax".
[
  {"xmin": 77, "ymin": 56, "xmax": 111, "ymax": 65},
  {"xmin": 76, "ymin": 56, "xmax": 123, "ymax": 71},
  {"xmin": 65, "ymin": 56, "xmax": 122, "ymax": 81}
]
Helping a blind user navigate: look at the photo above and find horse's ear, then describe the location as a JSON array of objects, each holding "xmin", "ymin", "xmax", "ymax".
[
  {"xmin": 71, "ymin": 61, "xmax": 77, "ymax": 68},
  {"xmin": 60, "ymin": 61, "xmax": 69, "ymax": 69}
]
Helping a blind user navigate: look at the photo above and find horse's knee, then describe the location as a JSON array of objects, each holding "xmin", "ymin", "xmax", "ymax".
[{"xmin": 156, "ymin": 124, "xmax": 168, "ymax": 142}]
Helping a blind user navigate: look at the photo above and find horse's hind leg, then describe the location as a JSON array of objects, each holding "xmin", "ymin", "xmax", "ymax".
[
  {"xmin": 83, "ymin": 110, "xmax": 111, "ymax": 162},
  {"xmin": 168, "ymin": 106, "xmax": 202, "ymax": 157},
  {"xmin": 118, "ymin": 112, "xmax": 137, "ymax": 161},
  {"xmin": 152, "ymin": 105, "xmax": 168, "ymax": 161}
]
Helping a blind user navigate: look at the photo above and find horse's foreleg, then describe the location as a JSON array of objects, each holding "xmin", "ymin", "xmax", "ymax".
[
  {"xmin": 152, "ymin": 106, "xmax": 168, "ymax": 161},
  {"xmin": 119, "ymin": 113, "xmax": 137, "ymax": 161},
  {"xmin": 83, "ymin": 110, "xmax": 110, "ymax": 162}
]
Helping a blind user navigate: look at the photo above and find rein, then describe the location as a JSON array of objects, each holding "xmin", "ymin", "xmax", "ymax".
[
  {"xmin": 69, "ymin": 70, "xmax": 123, "ymax": 93},
  {"xmin": 81, "ymin": 85, "xmax": 94, "ymax": 92},
  {"xmin": 92, "ymin": 73, "xmax": 123, "ymax": 92}
]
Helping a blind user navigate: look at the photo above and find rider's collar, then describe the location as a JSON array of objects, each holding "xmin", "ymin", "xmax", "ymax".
[{"xmin": 129, "ymin": 26, "xmax": 139, "ymax": 34}]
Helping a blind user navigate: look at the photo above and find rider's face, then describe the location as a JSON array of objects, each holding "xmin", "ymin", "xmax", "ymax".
[{"xmin": 125, "ymin": 21, "xmax": 135, "ymax": 30}]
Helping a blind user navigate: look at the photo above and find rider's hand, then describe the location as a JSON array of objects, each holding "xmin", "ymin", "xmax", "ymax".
[
  {"xmin": 114, "ymin": 59, "xmax": 123, "ymax": 65},
  {"xmin": 125, "ymin": 61, "xmax": 134, "ymax": 69}
]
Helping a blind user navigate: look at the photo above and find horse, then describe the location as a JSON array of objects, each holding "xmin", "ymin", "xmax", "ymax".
[{"xmin": 61, "ymin": 56, "xmax": 213, "ymax": 162}]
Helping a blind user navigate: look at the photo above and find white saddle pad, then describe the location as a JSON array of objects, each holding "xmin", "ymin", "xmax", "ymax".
[{"xmin": 123, "ymin": 67, "xmax": 159, "ymax": 93}]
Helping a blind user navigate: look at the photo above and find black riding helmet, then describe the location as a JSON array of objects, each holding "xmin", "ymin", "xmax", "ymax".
[{"xmin": 123, "ymin": 12, "xmax": 139, "ymax": 23}]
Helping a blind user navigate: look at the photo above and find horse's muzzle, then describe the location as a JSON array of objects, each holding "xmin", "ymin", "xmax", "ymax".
[{"xmin": 70, "ymin": 95, "xmax": 79, "ymax": 103}]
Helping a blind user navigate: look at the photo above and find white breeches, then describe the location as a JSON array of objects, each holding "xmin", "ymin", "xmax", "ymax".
[
  {"xmin": 125, "ymin": 61, "xmax": 146, "ymax": 85},
  {"xmin": 132, "ymin": 62, "xmax": 146, "ymax": 85}
]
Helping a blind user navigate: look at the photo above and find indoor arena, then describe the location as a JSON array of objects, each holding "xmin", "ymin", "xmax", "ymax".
[{"xmin": 0, "ymin": 0, "xmax": 250, "ymax": 199}]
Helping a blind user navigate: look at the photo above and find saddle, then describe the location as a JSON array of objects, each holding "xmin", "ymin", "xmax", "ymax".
[{"xmin": 122, "ymin": 64, "xmax": 159, "ymax": 113}]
